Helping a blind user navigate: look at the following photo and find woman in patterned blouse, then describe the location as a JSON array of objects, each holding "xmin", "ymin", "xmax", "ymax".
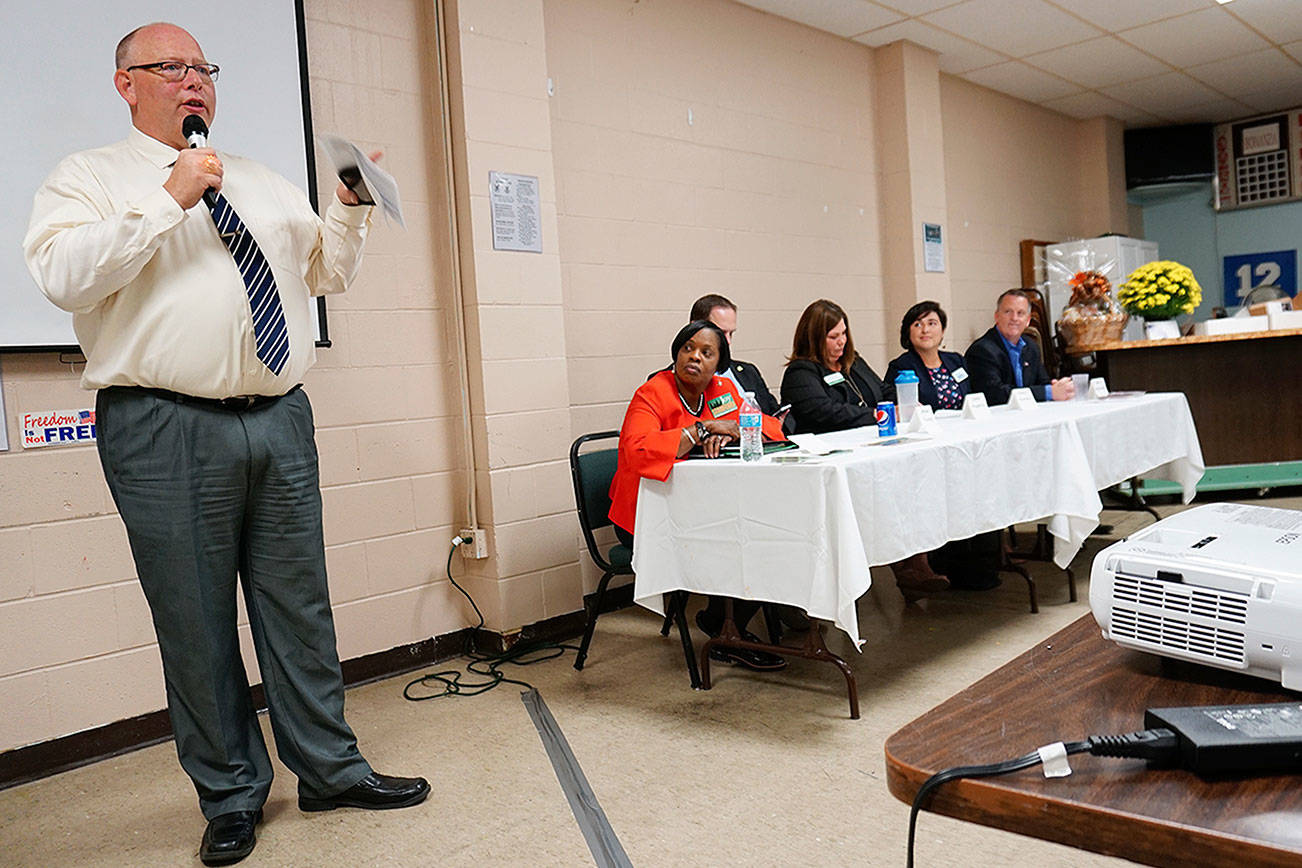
[{"xmin": 883, "ymin": 300, "xmax": 970, "ymax": 410}]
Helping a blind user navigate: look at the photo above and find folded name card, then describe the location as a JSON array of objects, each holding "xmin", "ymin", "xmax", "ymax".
[
  {"xmin": 1088, "ymin": 378, "xmax": 1109, "ymax": 399},
  {"xmin": 1008, "ymin": 387, "xmax": 1037, "ymax": 410},
  {"xmin": 962, "ymin": 392, "xmax": 991, "ymax": 420},
  {"xmin": 906, "ymin": 404, "xmax": 940, "ymax": 434}
]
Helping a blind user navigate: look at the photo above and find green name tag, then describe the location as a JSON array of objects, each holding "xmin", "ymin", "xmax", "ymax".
[
  {"xmin": 824, "ymin": 372, "xmax": 845, "ymax": 385},
  {"xmin": 707, "ymin": 392, "xmax": 737, "ymax": 417}
]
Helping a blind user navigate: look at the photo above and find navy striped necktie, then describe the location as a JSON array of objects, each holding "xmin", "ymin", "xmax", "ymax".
[{"xmin": 207, "ymin": 193, "xmax": 290, "ymax": 375}]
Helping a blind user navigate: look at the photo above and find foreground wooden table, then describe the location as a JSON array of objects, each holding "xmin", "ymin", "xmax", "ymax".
[{"xmin": 885, "ymin": 615, "xmax": 1302, "ymax": 867}]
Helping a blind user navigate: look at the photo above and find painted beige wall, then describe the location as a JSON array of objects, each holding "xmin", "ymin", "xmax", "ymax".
[
  {"xmin": 442, "ymin": 0, "xmax": 584, "ymax": 631},
  {"xmin": 0, "ymin": 0, "xmax": 1131, "ymax": 754},
  {"xmin": 546, "ymin": 0, "xmax": 884, "ymax": 433},
  {"xmin": 941, "ymin": 74, "xmax": 1130, "ymax": 349}
]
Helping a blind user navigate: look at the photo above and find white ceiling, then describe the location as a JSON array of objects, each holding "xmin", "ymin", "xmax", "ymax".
[{"xmin": 735, "ymin": 0, "xmax": 1302, "ymax": 126}]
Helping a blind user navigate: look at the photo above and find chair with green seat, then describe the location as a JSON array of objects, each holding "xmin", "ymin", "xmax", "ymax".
[{"xmin": 569, "ymin": 431, "xmax": 700, "ymax": 687}]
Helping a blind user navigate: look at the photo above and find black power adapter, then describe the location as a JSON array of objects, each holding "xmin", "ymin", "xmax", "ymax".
[
  {"xmin": 906, "ymin": 702, "xmax": 1302, "ymax": 867},
  {"xmin": 1144, "ymin": 702, "xmax": 1302, "ymax": 774}
]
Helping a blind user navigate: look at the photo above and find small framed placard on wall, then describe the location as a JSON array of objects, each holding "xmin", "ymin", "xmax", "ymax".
[
  {"xmin": 489, "ymin": 171, "xmax": 542, "ymax": 253},
  {"xmin": 923, "ymin": 223, "xmax": 945, "ymax": 273}
]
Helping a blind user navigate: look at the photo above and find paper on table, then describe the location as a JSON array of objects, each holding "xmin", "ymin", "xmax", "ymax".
[
  {"xmin": 788, "ymin": 433, "xmax": 835, "ymax": 455},
  {"xmin": 317, "ymin": 134, "xmax": 405, "ymax": 227},
  {"xmin": 814, "ymin": 426, "xmax": 881, "ymax": 451},
  {"xmin": 791, "ymin": 426, "xmax": 929, "ymax": 454}
]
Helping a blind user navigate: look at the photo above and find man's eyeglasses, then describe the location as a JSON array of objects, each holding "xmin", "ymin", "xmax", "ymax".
[{"xmin": 125, "ymin": 62, "xmax": 220, "ymax": 83}]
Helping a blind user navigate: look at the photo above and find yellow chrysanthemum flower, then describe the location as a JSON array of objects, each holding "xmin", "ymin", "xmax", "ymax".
[{"xmin": 1119, "ymin": 260, "xmax": 1202, "ymax": 320}]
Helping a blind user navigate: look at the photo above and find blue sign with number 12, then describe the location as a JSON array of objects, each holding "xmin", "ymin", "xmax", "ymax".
[{"xmin": 1222, "ymin": 250, "xmax": 1297, "ymax": 307}]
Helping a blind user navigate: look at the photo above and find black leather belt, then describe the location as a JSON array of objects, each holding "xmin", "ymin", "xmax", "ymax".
[{"xmin": 107, "ymin": 384, "xmax": 301, "ymax": 411}]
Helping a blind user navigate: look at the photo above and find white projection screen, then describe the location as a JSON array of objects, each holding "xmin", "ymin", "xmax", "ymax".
[{"xmin": 1, "ymin": 0, "xmax": 325, "ymax": 350}]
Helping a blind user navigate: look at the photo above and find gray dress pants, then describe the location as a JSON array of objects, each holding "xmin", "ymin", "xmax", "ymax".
[{"xmin": 96, "ymin": 386, "xmax": 371, "ymax": 819}]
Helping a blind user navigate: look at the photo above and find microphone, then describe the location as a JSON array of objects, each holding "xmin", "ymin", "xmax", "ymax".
[{"xmin": 181, "ymin": 114, "xmax": 218, "ymax": 209}]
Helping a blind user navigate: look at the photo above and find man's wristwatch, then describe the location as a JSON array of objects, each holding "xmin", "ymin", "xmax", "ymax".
[{"xmin": 695, "ymin": 421, "xmax": 708, "ymax": 443}]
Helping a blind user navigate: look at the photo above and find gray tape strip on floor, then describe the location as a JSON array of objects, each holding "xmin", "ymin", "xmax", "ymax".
[{"xmin": 521, "ymin": 688, "xmax": 633, "ymax": 868}]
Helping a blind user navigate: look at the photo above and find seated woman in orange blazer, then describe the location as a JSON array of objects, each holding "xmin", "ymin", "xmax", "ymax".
[{"xmin": 609, "ymin": 320, "xmax": 787, "ymax": 670}]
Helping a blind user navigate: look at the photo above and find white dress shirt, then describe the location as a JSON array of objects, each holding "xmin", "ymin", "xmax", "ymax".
[{"xmin": 24, "ymin": 126, "xmax": 372, "ymax": 398}]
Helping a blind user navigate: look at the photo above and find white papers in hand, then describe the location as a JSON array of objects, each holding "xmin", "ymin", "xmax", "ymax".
[{"xmin": 317, "ymin": 134, "xmax": 405, "ymax": 227}]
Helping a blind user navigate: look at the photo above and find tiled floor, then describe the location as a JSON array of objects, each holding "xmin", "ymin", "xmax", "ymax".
[{"xmin": 3, "ymin": 492, "xmax": 1299, "ymax": 867}]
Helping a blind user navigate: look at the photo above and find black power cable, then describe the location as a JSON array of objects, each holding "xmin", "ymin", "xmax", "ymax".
[
  {"xmin": 906, "ymin": 729, "xmax": 1180, "ymax": 867},
  {"xmin": 402, "ymin": 539, "xmax": 581, "ymax": 702}
]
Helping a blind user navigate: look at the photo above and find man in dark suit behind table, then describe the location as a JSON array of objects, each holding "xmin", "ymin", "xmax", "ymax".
[
  {"xmin": 689, "ymin": 294, "xmax": 791, "ymax": 430},
  {"xmin": 965, "ymin": 289, "xmax": 1076, "ymax": 405},
  {"xmin": 24, "ymin": 22, "xmax": 426, "ymax": 866}
]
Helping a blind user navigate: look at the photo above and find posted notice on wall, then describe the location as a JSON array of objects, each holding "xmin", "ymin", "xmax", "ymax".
[
  {"xmin": 923, "ymin": 223, "xmax": 945, "ymax": 273},
  {"xmin": 489, "ymin": 171, "xmax": 542, "ymax": 253},
  {"xmin": 22, "ymin": 408, "xmax": 96, "ymax": 449}
]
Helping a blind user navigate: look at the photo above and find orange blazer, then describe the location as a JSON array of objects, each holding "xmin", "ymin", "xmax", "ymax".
[{"xmin": 608, "ymin": 370, "xmax": 786, "ymax": 534}]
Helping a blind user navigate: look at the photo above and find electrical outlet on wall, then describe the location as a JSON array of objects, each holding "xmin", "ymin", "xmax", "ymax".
[{"xmin": 458, "ymin": 528, "xmax": 488, "ymax": 559}]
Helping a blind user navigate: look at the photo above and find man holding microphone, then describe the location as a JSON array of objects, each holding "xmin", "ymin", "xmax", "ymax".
[{"xmin": 24, "ymin": 22, "xmax": 426, "ymax": 865}]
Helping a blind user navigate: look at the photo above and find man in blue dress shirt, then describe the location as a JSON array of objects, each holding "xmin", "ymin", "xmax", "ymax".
[{"xmin": 965, "ymin": 289, "xmax": 1076, "ymax": 405}]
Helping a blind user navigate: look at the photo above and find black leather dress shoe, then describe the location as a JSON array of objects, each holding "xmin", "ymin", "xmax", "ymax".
[
  {"xmin": 695, "ymin": 611, "xmax": 787, "ymax": 671},
  {"xmin": 707, "ymin": 631, "xmax": 788, "ymax": 671},
  {"xmin": 199, "ymin": 809, "xmax": 260, "ymax": 866},
  {"xmin": 299, "ymin": 772, "xmax": 431, "ymax": 812}
]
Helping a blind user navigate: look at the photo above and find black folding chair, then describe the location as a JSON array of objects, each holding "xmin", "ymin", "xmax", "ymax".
[{"xmin": 569, "ymin": 432, "xmax": 700, "ymax": 687}]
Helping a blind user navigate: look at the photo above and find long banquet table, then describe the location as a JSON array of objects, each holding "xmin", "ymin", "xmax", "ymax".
[{"xmin": 631, "ymin": 393, "xmax": 1204, "ymax": 649}]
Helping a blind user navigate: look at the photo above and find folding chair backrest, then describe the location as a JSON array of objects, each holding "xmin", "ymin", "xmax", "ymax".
[{"xmin": 569, "ymin": 431, "xmax": 622, "ymax": 569}]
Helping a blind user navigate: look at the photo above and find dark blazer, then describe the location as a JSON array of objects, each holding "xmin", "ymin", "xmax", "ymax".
[
  {"xmin": 883, "ymin": 349, "xmax": 970, "ymax": 408},
  {"xmin": 729, "ymin": 357, "xmax": 798, "ymax": 435},
  {"xmin": 780, "ymin": 356, "xmax": 885, "ymax": 434},
  {"xmin": 730, "ymin": 358, "xmax": 779, "ymax": 416},
  {"xmin": 964, "ymin": 327, "xmax": 1051, "ymax": 406}
]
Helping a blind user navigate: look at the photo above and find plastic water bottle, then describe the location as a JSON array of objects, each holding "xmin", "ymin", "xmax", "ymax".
[
  {"xmin": 895, "ymin": 369, "xmax": 920, "ymax": 423},
  {"xmin": 739, "ymin": 391, "xmax": 763, "ymax": 462}
]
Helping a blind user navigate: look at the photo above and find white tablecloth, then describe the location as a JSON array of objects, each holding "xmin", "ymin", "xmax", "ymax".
[{"xmin": 631, "ymin": 393, "xmax": 1204, "ymax": 648}]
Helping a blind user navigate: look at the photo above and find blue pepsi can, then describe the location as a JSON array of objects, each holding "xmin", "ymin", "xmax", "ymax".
[{"xmin": 875, "ymin": 401, "xmax": 897, "ymax": 437}]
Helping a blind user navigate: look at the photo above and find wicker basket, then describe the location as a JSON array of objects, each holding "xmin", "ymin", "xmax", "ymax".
[{"xmin": 1057, "ymin": 310, "xmax": 1128, "ymax": 349}]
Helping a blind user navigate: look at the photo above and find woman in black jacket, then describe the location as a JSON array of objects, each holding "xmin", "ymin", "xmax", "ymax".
[
  {"xmin": 780, "ymin": 299, "xmax": 885, "ymax": 434},
  {"xmin": 883, "ymin": 300, "xmax": 970, "ymax": 410},
  {"xmin": 779, "ymin": 299, "xmax": 948, "ymax": 601}
]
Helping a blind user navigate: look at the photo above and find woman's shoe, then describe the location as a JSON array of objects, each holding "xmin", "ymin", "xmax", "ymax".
[{"xmin": 892, "ymin": 553, "xmax": 950, "ymax": 602}]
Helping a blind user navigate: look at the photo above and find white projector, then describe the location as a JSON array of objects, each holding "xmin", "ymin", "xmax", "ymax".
[{"xmin": 1091, "ymin": 503, "xmax": 1302, "ymax": 689}]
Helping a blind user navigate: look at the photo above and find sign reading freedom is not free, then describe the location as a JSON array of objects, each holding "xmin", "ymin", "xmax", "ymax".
[{"xmin": 22, "ymin": 408, "xmax": 96, "ymax": 448}]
